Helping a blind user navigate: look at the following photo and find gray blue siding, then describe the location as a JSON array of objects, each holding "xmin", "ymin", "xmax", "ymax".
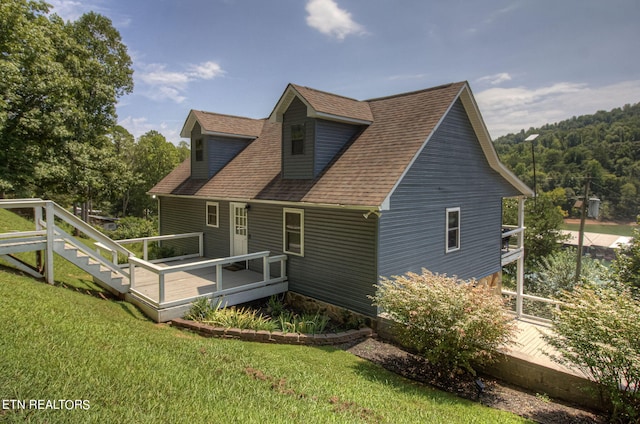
[
  {"xmin": 247, "ymin": 204, "xmax": 378, "ymax": 315},
  {"xmin": 159, "ymin": 197, "xmax": 230, "ymax": 258},
  {"xmin": 190, "ymin": 123, "xmax": 208, "ymax": 180},
  {"xmin": 314, "ymin": 120, "xmax": 361, "ymax": 176},
  {"xmin": 282, "ymin": 97, "xmax": 315, "ymax": 179},
  {"xmin": 159, "ymin": 197, "xmax": 378, "ymax": 315},
  {"xmin": 207, "ymin": 137, "xmax": 249, "ymax": 178},
  {"xmin": 378, "ymin": 99, "xmax": 520, "ymax": 281}
]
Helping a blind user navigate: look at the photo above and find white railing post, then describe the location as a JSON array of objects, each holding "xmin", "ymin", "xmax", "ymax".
[
  {"xmin": 34, "ymin": 205, "xmax": 42, "ymax": 231},
  {"xmin": 199, "ymin": 233, "xmax": 204, "ymax": 257},
  {"xmin": 44, "ymin": 202, "xmax": 55, "ymax": 285},
  {"xmin": 129, "ymin": 261, "xmax": 136, "ymax": 290},
  {"xmin": 216, "ymin": 264, "xmax": 223, "ymax": 292},
  {"xmin": 159, "ymin": 273, "xmax": 165, "ymax": 304},
  {"xmin": 143, "ymin": 240, "xmax": 148, "ymax": 261},
  {"xmin": 515, "ymin": 196, "xmax": 526, "ymax": 318},
  {"xmin": 263, "ymin": 254, "xmax": 270, "ymax": 282}
]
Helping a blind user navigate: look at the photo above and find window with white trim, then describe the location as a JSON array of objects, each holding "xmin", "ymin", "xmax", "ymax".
[
  {"xmin": 283, "ymin": 208, "xmax": 304, "ymax": 256},
  {"xmin": 446, "ymin": 207, "xmax": 460, "ymax": 252},
  {"xmin": 206, "ymin": 202, "xmax": 219, "ymax": 228}
]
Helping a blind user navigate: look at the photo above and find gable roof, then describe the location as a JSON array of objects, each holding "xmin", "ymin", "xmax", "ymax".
[
  {"xmin": 151, "ymin": 81, "xmax": 532, "ymax": 208},
  {"xmin": 269, "ymin": 83, "xmax": 373, "ymax": 124},
  {"xmin": 180, "ymin": 110, "xmax": 264, "ymax": 139}
]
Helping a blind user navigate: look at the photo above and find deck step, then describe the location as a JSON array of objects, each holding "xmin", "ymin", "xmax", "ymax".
[{"xmin": 53, "ymin": 240, "xmax": 128, "ymax": 294}]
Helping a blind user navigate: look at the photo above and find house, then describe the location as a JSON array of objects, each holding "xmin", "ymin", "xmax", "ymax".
[{"xmin": 149, "ymin": 81, "xmax": 532, "ymax": 317}]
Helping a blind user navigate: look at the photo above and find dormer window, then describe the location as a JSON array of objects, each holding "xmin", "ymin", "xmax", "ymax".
[
  {"xmin": 291, "ymin": 124, "xmax": 305, "ymax": 155},
  {"xmin": 195, "ymin": 139, "xmax": 204, "ymax": 161}
]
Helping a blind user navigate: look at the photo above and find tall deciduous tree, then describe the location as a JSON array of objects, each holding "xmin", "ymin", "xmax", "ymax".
[
  {"xmin": 129, "ymin": 131, "xmax": 181, "ymax": 217},
  {"xmin": 0, "ymin": 0, "xmax": 133, "ymax": 201}
]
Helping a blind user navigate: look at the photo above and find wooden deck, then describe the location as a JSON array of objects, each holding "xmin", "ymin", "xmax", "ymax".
[
  {"xmin": 125, "ymin": 255, "xmax": 288, "ymax": 322},
  {"xmin": 510, "ymin": 318, "xmax": 585, "ymax": 377},
  {"xmin": 131, "ymin": 259, "xmax": 265, "ymax": 304},
  {"xmin": 483, "ymin": 317, "xmax": 604, "ymax": 409}
]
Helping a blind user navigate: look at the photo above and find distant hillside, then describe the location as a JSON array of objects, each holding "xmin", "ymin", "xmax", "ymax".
[{"xmin": 493, "ymin": 102, "xmax": 640, "ymax": 221}]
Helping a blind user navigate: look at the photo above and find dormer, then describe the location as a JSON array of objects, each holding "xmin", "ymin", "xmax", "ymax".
[
  {"xmin": 181, "ymin": 110, "xmax": 264, "ymax": 179},
  {"xmin": 270, "ymin": 84, "xmax": 373, "ymax": 179}
]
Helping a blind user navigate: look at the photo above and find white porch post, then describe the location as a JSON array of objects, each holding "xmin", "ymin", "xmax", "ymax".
[
  {"xmin": 159, "ymin": 273, "xmax": 165, "ymax": 304},
  {"xmin": 263, "ymin": 255, "xmax": 270, "ymax": 282},
  {"xmin": 216, "ymin": 264, "xmax": 223, "ymax": 292},
  {"xmin": 44, "ymin": 202, "xmax": 55, "ymax": 285},
  {"xmin": 516, "ymin": 196, "xmax": 526, "ymax": 318}
]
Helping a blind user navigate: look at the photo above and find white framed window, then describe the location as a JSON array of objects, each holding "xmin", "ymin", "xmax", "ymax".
[
  {"xmin": 206, "ymin": 202, "xmax": 219, "ymax": 228},
  {"xmin": 446, "ymin": 207, "xmax": 460, "ymax": 253},
  {"xmin": 283, "ymin": 208, "xmax": 304, "ymax": 256}
]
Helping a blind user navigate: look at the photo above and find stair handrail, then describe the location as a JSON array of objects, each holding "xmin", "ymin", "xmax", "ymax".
[
  {"xmin": 51, "ymin": 223, "xmax": 130, "ymax": 279},
  {"xmin": 50, "ymin": 202, "xmax": 135, "ymax": 260}
]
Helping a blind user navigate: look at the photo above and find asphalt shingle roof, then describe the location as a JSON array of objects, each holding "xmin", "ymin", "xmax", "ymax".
[{"xmin": 150, "ymin": 82, "xmax": 469, "ymax": 207}]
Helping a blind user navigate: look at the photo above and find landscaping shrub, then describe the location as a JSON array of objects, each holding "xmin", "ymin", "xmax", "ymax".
[
  {"xmin": 185, "ymin": 296, "xmax": 331, "ymax": 334},
  {"xmin": 543, "ymin": 286, "xmax": 640, "ymax": 422},
  {"xmin": 107, "ymin": 216, "xmax": 157, "ymax": 240},
  {"xmin": 371, "ymin": 269, "xmax": 517, "ymax": 376}
]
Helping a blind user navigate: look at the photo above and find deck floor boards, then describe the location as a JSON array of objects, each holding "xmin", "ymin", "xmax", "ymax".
[
  {"xmin": 510, "ymin": 318, "xmax": 586, "ymax": 377},
  {"xmin": 131, "ymin": 258, "xmax": 264, "ymax": 303}
]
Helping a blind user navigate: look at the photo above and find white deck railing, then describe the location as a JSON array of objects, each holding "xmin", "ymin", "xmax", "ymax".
[
  {"xmin": 95, "ymin": 232, "xmax": 203, "ymax": 265},
  {"xmin": 128, "ymin": 250, "xmax": 288, "ymax": 308},
  {"xmin": 0, "ymin": 199, "xmax": 135, "ymax": 284}
]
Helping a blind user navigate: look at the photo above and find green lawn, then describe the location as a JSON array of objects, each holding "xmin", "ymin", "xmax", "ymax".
[
  {"xmin": 0, "ymin": 209, "xmax": 529, "ymax": 423},
  {"xmin": 561, "ymin": 222, "xmax": 637, "ymax": 237}
]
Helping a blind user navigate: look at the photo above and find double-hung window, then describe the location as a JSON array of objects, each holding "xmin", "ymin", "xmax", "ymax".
[
  {"xmin": 206, "ymin": 202, "xmax": 219, "ymax": 228},
  {"xmin": 195, "ymin": 139, "xmax": 204, "ymax": 161},
  {"xmin": 446, "ymin": 207, "xmax": 460, "ymax": 252},
  {"xmin": 283, "ymin": 208, "xmax": 304, "ymax": 256},
  {"xmin": 291, "ymin": 124, "xmax": 305, "ymax": 155}
]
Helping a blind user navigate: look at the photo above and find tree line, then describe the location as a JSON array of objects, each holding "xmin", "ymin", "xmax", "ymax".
[
  {"xmin": 1, "ymin": 0, "xmax": 187, "ymax": 218},
  {"xmin": 494, "ymin": 102, "xmax": 640, "ymax": 221}
]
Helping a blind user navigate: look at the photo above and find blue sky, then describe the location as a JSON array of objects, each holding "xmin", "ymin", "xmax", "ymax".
[{"xmin": 48, "ymin": 0, "xmax": 640, "ymax": 142}]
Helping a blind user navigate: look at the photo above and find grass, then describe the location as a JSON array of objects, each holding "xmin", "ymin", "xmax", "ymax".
[
  {"xmin": 0, "ymin": 274, "xmax": 531, "ymax": 423},
  {"xmin": 0, "ymin": 209, "xmax": 530, "ymax": 423},
  {"xmin": 561, "ymin": 221, "xmax": 636, "ymax": 237}
]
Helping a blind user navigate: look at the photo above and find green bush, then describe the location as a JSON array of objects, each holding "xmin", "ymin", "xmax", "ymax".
[
  {"xmin": 107, "ymin": 216, "xmax": 157, "ymax": 240},
  {"xmin": 186, "ymin": 296, "xmax": 331, "ymax": 334},
  {"xmin": 372, "ymin": 269, "xmax": 517, "ymax": 376},
  {"xmin": 543, "ymin": 286, "xmax": 640, "ymax": 422},
  {"xmin": 531, "ymin": 248, "xmax": 608, "ymax": 299}
]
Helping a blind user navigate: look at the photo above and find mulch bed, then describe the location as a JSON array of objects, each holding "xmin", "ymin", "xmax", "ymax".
[{"xmin": 344, "ymin": 337, "xmax": 607, "ymax": 424}]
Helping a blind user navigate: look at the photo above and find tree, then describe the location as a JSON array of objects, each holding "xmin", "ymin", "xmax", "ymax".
[
  {"xmin": 128, "ymin": 131, "xmax": 181, "ymax": 217},
  {"xmin": 0, "ymin": 0, "xmax": 133, "ymax": 201},
  {"xmin": 529, "ymin": 248, "xmax": 608, "ymax": 299},
  {"xmin": 611, "ymin": 228, "xmax": 640, "ymax": 298},
  {"xmin": 544, "ymin": 286, "xmax": 640, "ymax": 421},
  {"xmin": 503, "ymin": 191, "xmax": 568, "ymax": 271}
]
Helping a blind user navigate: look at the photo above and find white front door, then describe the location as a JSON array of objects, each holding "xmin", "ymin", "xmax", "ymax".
[{"xmin": 230, "ymin": 203, "xmax": 248, "ymax": 257}]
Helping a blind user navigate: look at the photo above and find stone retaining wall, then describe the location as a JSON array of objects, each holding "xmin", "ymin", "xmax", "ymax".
[{"xmin": 170, "ymin": 318, "xmax": 373, "ymax": 346}]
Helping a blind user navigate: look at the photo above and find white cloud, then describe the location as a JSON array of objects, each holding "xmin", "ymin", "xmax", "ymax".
[
  {"xmin": 476, "ymin": 80, "xmax": 640, "ymax": 138},
  {"xmin": 305, "ymin": 0, "xmax": 366, "ymax": 40},
  {"xmin": 477, "ymin": 72, "xmax": 512, "ymax": 85},
  {"xmin": 118, "ymin": 116, "xmax": 181, "ymax": 143},
  {"xmin": 47, "ymin": 0, "xmax": 90, "ymax": 21},
  {"xmin": 187, "ymin": 61, "xmax": 225, "ymax": 80},
  {"xmin": 136, "ymin": 61, "xmax": 225, "ymax": 103}
]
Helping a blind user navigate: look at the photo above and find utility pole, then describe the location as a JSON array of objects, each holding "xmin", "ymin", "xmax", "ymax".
[{"xmin": 575, "ymin": 175, "xmax": 590, "ymax": 285}]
